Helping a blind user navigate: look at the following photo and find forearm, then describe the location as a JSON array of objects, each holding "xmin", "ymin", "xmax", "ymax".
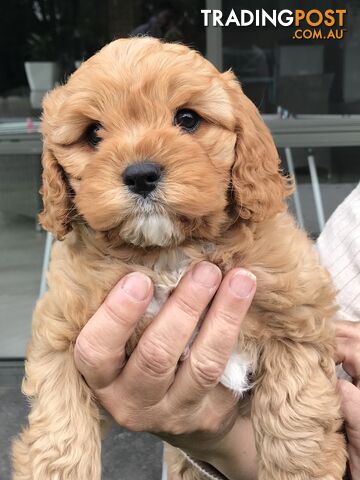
[{"xmin": 348, "ymin": 444, "xmax": 360, "ymax": 478}]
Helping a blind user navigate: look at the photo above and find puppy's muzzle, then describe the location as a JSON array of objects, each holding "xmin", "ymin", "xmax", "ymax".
[{"xmin": 122, "ymin": 161, "xmax": 163, "ymax": 198}]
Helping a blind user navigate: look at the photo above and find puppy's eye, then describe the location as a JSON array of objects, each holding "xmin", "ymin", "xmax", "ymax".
[
  {"xmin": 174, "ymin": 109, "xmax": 200, "ymax": 133},
  {"xmin": 85, "ymin": 122, "xmax": 102, "ymax": 147}
]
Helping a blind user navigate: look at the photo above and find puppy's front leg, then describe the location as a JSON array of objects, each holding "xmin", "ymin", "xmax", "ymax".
[
  {"xmin": 12, "ymin": 344, "xmax": 101, "ymax": 480},
  {"xmin": 251, "ymin": 340, "xmax": 346, "ymax": 480}
]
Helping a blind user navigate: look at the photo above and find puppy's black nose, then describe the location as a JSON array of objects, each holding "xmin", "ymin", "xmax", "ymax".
[{"xmin": 122, "ymin": 162, "xmax": 162, "ymax": 197}]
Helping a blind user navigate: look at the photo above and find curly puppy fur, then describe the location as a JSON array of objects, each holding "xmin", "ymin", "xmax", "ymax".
[{"xmin": 12, "ymin": 37, "xmax": 346, "ymax": 479}]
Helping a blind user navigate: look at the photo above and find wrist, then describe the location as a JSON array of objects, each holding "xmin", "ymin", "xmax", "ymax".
[{"xmin": 186, "ymin": 416, "xmax": 257, "ymax": 480}]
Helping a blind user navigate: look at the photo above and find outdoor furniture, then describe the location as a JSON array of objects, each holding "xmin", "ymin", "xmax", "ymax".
[{"xmin": 263, "ymin": 114, "xmax": 360, "ymax": 230}]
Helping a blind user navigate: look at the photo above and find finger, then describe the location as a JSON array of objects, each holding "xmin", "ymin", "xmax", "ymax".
[
  {"xmin": 335, "ymin": 337, "xmax": 360, "ymax": 383},
  {"xmin": 116, "ymin": 262, "xmax": 222, "ymax": 406},
  {"xmin": 338, "ymin": 379, "xmax": 360, "ymax": 433},
  {"xmin": 74, "ymin": 272, "xmax": 153, "ymax": 389},
  {"xmin": 170, "ymin": 269, "xmax": 256, "ymax": 404},
  {"xmin": 335, "ymin": 320, "xmax": 360, "ymax": 339}
]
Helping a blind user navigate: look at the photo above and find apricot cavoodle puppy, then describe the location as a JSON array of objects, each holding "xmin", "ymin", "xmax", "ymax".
[{"xmin": 12, "ymin": 37, "xmax": 346, "ymax": 479}]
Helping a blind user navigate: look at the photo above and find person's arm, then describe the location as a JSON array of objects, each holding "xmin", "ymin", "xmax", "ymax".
[
  {"xmin": 335, "ymin": 320, "xmax": 360, "ymax": 479},
  {"xmin": 74, "ymin": 262, "xmax": 257, "ymax": 480}
]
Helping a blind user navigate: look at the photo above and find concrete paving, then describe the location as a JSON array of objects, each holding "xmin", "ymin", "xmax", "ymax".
[
  {"xmin": 0, "ymin": 364, "xmax": 163, "ymax": 480},
  {"xmin": 0, "ymin": 213, "xmax": 41, "ymax": 358}
]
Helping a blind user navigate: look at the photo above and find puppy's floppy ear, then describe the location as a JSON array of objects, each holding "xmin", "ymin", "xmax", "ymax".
[
  {"xmin": 223, "ymin": 70, "xmax": 293, "ymax": 222},
  {"xmin": 39, "ymin": 147, "xmax": 73, "ymax": 240},
  {"xmin": 38, "ymin": 88, "xmax": 73, "ymax": 240}
]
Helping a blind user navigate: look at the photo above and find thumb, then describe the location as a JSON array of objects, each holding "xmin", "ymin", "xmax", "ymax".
[
  {"xmin": 338, "ymin": 379, "xmax": 360, "ymax": 434},
  {"xmin": 75, "ymin": 272, "xmax": 153, "ymax": 389}
]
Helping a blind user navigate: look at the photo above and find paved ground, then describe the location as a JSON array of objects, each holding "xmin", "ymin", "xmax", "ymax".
[
  {"xmin": 0, "ymin": 363, "xmax": 163, "ymax": 480},
  {"xmin": 0, "ymin": 213, "xmax": 42, "ymax": 358}
]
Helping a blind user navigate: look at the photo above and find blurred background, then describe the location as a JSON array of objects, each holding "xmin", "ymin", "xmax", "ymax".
[{"xmin": 0, "ymin": 0, "xmax": 359, "ymax": 478}]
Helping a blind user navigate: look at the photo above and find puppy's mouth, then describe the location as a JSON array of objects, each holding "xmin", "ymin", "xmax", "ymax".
[
  {"xmin": 121, "ymin": 211, "xmax": 185, "ymax": 249},
  {"xmin": 116, "ymin": 192, "xmax": 182, "ymax": 248},
  {"xmin": 132, "ymin": 194, "xmax": 160, "ymax": 214}
]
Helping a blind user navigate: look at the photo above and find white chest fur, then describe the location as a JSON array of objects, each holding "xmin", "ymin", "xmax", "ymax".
[{"xmin": 144, "ymin": 249, "xmax": 253, "ymax": 396}]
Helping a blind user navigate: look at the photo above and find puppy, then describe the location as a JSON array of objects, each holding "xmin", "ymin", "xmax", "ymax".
[{"xmin": 13, "ymin": 37, "xmax": 346, "ymax": 479}]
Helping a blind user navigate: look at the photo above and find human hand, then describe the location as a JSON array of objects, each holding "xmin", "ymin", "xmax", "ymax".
[
  {"xmin": 74, "ymin": 262, "xmax": 257, "ymax": 479},
  {"xmin": 335, "ymin": 320, "xmax": 360, "ymax": 478}
]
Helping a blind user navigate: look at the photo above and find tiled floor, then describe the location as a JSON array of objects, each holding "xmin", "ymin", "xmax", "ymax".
[
  {"xmin": 0, "ymin": 213, "xmax": 43, "ymax": 358},
  {"xmin": 0, "ymin": 363, "xmax": 163, "ymax": 480}
]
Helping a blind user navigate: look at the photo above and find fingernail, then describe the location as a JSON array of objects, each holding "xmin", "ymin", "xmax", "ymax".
[
  {"xmin": 192, "ymin": 261, "xmax": 221, "ymax": 288},
  {"xmin": 230, "ymin": 270, "xmax": 256, "ymax": 298},
  {"xmin": 121, "ymin": 272, "xmax": 152, "ymax": 301}
]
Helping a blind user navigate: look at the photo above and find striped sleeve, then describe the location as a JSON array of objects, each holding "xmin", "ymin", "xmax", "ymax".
[
  {"xmin": 317, "ymin": 183, "xmax": 360, "ymax": 380},
  {"xmin": 317, "ymin": 182, "xmax": 360, "ymax": 322}
]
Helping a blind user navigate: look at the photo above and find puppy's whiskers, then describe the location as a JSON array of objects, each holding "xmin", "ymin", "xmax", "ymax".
[{"xmin": 133, "ymin": 196, "xmax": 156, "ymax": 214}]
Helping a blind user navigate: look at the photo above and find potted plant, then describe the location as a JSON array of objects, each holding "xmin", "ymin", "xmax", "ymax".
[{"xmin": 24, "ymin": 32, "xmax": 59, "ymax": 91}]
